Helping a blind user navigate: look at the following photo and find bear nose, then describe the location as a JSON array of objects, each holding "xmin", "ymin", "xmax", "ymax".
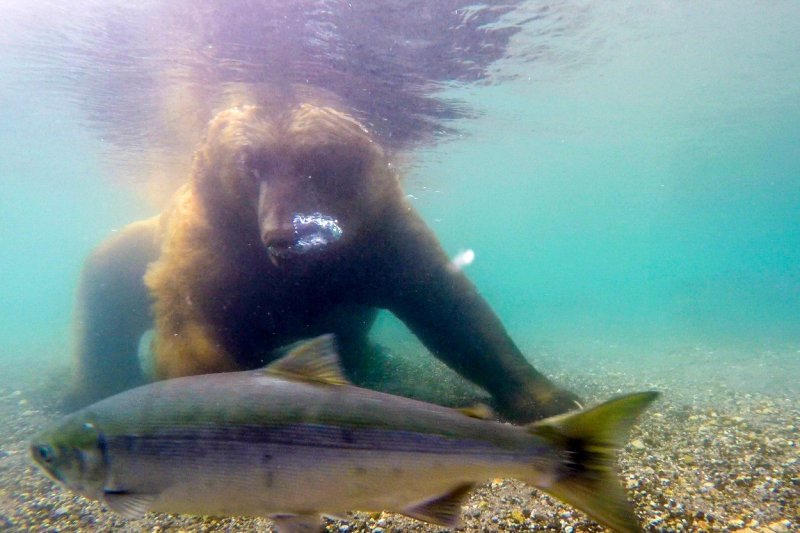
[{"xmin": 261, "ymin": 227, "xmax": 296, "ymax": 249}]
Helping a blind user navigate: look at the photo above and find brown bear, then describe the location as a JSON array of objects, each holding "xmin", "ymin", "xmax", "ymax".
[{"xmin": 67, "ymin": 102, "xmax": 580, "ymax": 422}]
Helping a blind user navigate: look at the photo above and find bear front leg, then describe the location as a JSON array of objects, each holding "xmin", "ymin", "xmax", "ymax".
[
  {"xmin": 65, "ymin": 218, "xmax": 160, "ymax": 410},
  {"xmin": 391, "ymin": 271, "xmax": 583, "ymax": 422},
  {"xmin": 378, "ymin": 205, "xmax": 582, "ymax": 423}
]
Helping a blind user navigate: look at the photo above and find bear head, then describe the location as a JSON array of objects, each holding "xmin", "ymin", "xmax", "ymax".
[{"xmin": 188, "ymin": 103, "xmax": 400, "ymax": 266}]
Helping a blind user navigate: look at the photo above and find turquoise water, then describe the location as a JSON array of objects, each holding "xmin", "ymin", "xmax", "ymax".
[
  {"xmin": 1, "ymin": 2, "xmax": 799, "ymax": 531},
  {"xmin": 1, "ymin": 1, "xmax": 798, "ymax": 378},
  {"xmin": 386, "ymin": 4, "xmax": 800, "ymax": 362},
  {"xmin": 0, "ymin": 92, "xmax": 151, "ymax": 365}
]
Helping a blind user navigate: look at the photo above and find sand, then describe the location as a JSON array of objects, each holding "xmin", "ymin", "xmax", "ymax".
[{"xmin": 1, "ymin": 344, "xmax": 797, "ymax": 532}]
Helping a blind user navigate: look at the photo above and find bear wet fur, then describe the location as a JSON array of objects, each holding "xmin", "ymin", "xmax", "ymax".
[{"xmin": 67, "ymin": 103, "xmax": 580, "ymax": 422}]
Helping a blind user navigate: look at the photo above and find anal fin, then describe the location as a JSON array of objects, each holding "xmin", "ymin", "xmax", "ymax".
[
  {"xmin": 402, "ymin": 483, "xmax": 474, "ymax": 527},
  {"xmin": 271, "ymin": 514, "xmax": 323, "ymax": 533}
]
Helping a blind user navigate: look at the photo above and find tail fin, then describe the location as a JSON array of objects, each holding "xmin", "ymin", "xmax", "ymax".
[{"xmin": 528, "ymin": 391, "xmax": 659, "ymax": 533}]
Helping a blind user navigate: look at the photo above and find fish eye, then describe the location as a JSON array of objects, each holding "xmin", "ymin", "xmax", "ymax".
[{"xmin": 33, "ymin": 444, "xmax": 56, "ymax": 464}]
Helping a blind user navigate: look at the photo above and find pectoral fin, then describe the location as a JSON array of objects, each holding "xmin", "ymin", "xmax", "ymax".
[
  {"xmin": 402, "ymin": 482, "xmax": 474, "ymax": 527},
  {"xmin": 271, "ymin": 514, "xmax": 323, "ymax": 533},
  {"xmin": 103, "ymin": 490, "xmax": 157, "ymax": 518}
]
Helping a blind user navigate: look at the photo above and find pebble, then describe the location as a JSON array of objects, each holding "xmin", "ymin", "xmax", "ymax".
[{"xmin": 767, "ymin": 520, "xmax": 791, "ymax": 533}]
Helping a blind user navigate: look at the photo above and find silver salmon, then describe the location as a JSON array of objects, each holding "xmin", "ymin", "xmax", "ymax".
[{"xmin": 31, "ymin": 335, "xmax": 658, "ymax": 532}]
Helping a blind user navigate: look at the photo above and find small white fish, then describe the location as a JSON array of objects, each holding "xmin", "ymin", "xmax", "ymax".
[{"xmin": 31, "ymin": 335, "xmax": 657, "ymax": 533}]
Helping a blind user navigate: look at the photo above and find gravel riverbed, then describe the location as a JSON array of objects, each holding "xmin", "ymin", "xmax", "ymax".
[{"xmin": 1, "ymin": 344, "xmax": 797, "ymax": 532}]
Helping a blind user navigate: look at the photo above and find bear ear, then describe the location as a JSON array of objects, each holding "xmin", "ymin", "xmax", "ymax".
[{"xmin": 261, "ymin": 334, "xmax": 350, "ymax": 386}]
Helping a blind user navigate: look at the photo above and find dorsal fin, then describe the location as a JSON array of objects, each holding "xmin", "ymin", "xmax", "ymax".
[{"xmin": 262, "ymin": 334, "xmax": 349, "ymax": 385}]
